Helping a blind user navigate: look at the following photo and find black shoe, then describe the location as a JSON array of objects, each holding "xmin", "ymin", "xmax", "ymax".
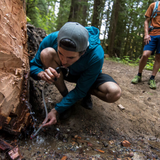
[
  {"xmin": 81, "ymin": 94, "xmax": 92, "ymax": 110},
  {"xmin": 58, "ymin": 107, "xmax": 72, "ymax": 120}
]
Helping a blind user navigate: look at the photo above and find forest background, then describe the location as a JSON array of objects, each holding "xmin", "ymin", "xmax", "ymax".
[{"xmin": 26, "ymin": 0, "xmax": 156, "ymax": 70}]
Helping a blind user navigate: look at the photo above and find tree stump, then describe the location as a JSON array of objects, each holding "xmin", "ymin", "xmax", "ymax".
[{"xmin": 0, "ymin": 0, "xmax": 32, "ymax": 135}]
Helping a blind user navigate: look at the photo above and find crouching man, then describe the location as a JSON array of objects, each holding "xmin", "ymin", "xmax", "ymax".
[{"xmin": 30, "ymin": 22, "xmax": 121, "ymax": 126}]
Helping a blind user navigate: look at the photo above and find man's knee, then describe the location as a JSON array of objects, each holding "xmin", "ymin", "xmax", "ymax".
[
  {"xmin": 142, "ymin": 50, "xmax": 152, "ymax": 59},
  {"xmin": 98, "ymin": 82, "xmax": 121, "ymax": 103},
  {"xmin": 40, "ymin": 47, "xmax": 58, "ymax": 67},
  {"xmin": 41, "ymin": 47, "xmax": 56, "ymax": 61},
  {"xmin": 107, "ymin": 85, "xmax": 121, "ymax": 102}
]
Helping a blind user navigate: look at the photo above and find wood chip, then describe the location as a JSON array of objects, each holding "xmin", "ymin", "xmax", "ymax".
[
  {"xmin": 118, "ymin": 104, "xmax": 125, "ymax": 110},
  {"xmin": 95, "ymin": 149, "xmax": 105, "ymax": 153},
  {"xmin": 61, "ymin": 156, "xmax": 67, "ymax": 160}
]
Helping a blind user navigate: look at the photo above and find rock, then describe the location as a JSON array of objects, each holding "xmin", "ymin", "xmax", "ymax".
[
  {"xmin": 103, "ymin": 142, "xmax": 109, "ymax": 147},
  {"xmin": 129, "ymin": 151, "xmax": 134, "ymax": 157},
  {"xmin": 121, "ymin": 140, "xmax": 131, "ymax": 147}
]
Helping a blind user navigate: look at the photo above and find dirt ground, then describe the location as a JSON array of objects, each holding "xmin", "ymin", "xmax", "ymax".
[
  {"xmin": 96, "ymin": 59, "xmax": 160, "ymax": 138},
  {"xmin": 39, "ymin": 59, "xmax": 160, "ymax": 140},
  {"xmin": 27, "ymin": 59, "xmax": 160, "ymax": 159},
  {"xmin": 1, "ymin": 59, "xmax": 160, "ymax": 160}
]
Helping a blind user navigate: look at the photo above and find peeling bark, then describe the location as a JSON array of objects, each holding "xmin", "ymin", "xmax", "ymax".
[{"xmin": 0, "ymin": 0, "xmax": 32, "ymax": 134}]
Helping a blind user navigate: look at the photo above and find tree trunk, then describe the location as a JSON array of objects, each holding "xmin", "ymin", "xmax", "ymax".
[
  {"xmin": 0, "ymin": 0, "xmax": 32, "ymax": 135},
  {"xmin": 91, "ymin": 0, "xmax": 105, "ymax": 29},
  {"xmin": 56, "ymin": 0, "xmax": 71, "ymax": 30},
  {"xmin": 108, "ymin": 0, "xmax": 121, "ymax": 57},
  {"xmin": 81, "ymin": 0, "xmax": 89, "ymax": 26},
  {"xmin": 68, "ymin": 0, "xmax": 79, "ymax": 22},
  {"xmin": 68, "ymin": 0, "xmax": 88, "ymax": 25}
]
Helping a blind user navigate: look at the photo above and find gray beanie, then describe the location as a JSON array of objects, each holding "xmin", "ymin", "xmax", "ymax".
[{"xmin": 58, "ymin": 22, "xmax": 89, "ymax": 52}]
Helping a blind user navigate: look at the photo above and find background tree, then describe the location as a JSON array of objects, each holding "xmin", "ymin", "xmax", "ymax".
[
  {"xmin": 68, "ymin": 0, "xmax": 89, "ymax": 26},
  {"xmin": 108, "ymin": 0, "xmax": 121, "ymax": 57},
  {"xmin": 26, "ymin": 0, "xmax": 47, "ymax": 27},
  {"xmin": 91, "ymin": 0, "xmax": 105, "ymax": 29},
  {"xmin": 56, "ymin": 0, "xmax": 71, "ymax": 30},
  {"xmin": 26, "ymin": 0, "xmax": 155, "ymax": 61}
]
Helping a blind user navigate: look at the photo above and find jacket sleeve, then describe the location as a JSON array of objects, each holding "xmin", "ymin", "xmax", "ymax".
[
  {"xmin": 30, "ymin": 32, "xmax": 58, "ymax": 80},
  {"xmin": 55, "ymin": 46, "xmax": 104, "ymax": 113}
]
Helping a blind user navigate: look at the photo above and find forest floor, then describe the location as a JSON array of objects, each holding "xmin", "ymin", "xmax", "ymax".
[{"xmin": 1, "ymin": 59, "xmax": 160, "ymax": 160}]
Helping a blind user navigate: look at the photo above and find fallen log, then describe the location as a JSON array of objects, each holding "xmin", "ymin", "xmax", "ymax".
[
  {"xmin": 0, "ymin": 138, "xmax": 12, "ymax": 151},
  {"xmin": 0, "ymin": 0, "xmax": 32, "ymax": 135},
  {"xmin": 0, "ymin": 138, "xmax": 22, "ymax": 160}
]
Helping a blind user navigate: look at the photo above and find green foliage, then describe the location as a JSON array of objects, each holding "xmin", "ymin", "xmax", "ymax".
[
  {"xmin": 25, "ymin": 0, "xmax": 159, "ymax": 68},
  {"xmin": 105, "ymin": 55, "xmax": 160, "ymax": 72},
  {"xmin": 26, "ymin": 0, "xmax": 57, "ymax": 34},
  {"xmin": 55, "ymin": 0, "xmax": 71, "ymax": 30},
  {"xmin": 145, "ymin": 56, "xmax": 155, "ymax": 71},
  {"xmin": 27, "ymin": 16, "xmax": 31, "ymax": 22},
  {"xmin": 106, "ymin": 0, "xmax": 150, "ymax": 59},
  {"xmin": 107, "ymin": 56, "xmax": 140, "ymax": 66}
]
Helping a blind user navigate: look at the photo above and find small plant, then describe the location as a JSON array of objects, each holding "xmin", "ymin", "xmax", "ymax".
[
  {"xmin": 27, "ymin": 16, "xmax": 31, "ymax": 22},
  {"xmin": 105, "ymin": 55, "xmax": 160, "ymax": 72}
]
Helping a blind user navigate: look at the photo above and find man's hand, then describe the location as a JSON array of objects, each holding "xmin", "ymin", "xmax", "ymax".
[
  {"xmin": 42, "ymin": 108, "xmax": 58, "ymax": 127},
  {"xmin": 144, "ymin": 34, "xmax": 151, "ymax": 45},
  {"xmin": 38, "ymin": 67, "xmax": 60, "ymax": 84}
]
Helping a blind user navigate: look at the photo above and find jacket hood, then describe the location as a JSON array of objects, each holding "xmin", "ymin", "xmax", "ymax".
[{"xmin": 85, "ymin": 26, "xmax": 101, "ymax": 52}]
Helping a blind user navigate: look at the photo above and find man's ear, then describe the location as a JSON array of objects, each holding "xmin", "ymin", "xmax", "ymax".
[
  {"xmin": 81, "ymin": 52, "xmax": 85, "ymax": 55},
  {"xmin": 80, "ymin": 50, "xmax": 86, "ymax": 56}
]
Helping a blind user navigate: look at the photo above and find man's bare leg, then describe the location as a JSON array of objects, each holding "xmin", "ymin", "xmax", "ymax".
[
  {"xmin": 152, "ymin": 54, "xmax": 160, "ymax": 76},
  {"xmin": 91, "ymin": 82, "xmax": 121, "ymax": 103},
  {"xmin": 40, "ymin": 47, "xmax": 68, "ymax": 97},
  {"xmin": 138, "ymin": 50, "xmax": 152, "ymax": 73}
]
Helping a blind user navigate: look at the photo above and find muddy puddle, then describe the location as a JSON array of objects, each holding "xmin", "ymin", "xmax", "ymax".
[{"xmin": 1, "ymin": 121, "xmax": 160, "ymax": 160}]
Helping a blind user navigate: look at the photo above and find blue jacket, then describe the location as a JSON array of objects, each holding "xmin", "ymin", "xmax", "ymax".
[{"xmin": 30, "ymin": 26, "xmax": 104, "ymax": 113}]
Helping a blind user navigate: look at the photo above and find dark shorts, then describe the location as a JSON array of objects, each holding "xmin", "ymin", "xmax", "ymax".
[
  {"xmin": 143, "ymin": 35, "xmax": 160, "ymax": 55},
  {"xmin": 61, "ymin": 68, "xmax": 117, "ymax": 90}
]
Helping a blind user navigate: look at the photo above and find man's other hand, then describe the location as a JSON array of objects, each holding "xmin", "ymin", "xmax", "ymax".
[
  {"xmin": 144, "ymin": 35, "xmax": 151, "ymax": 45},
  {"xmin": 38, "ymin": 67, "xmax": 60, "ymax": 84},
  {"xmin": 42, "ymin": 108, "xmax": 58, "ymax": 127}
]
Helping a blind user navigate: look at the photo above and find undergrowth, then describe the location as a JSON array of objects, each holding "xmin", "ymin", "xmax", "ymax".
[{"xmin": 105, "ymin": 55, "xmax": 160, "ymax": 72}]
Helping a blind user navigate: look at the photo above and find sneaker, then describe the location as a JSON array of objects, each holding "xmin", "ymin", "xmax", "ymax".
[
  {"xmin": 148, "ymin": 79, "xmax": 156, "ymax": 89},
  {"xmin": 131, "ymin": 75, "xmax": 141, "ymax": 84},
  {"xmin": 81, "ymin": 94, "xmax": 92, "ymax": 110}
]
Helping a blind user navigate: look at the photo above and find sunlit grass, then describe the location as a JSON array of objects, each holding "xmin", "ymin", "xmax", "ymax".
[{"xmin": 105, "ymin": 56, "xmax": 160, "ymax": 72}]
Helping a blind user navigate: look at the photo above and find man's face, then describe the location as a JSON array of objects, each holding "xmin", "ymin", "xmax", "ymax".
[{"xmin": 58, "ymin": 46, "xmax": 82, "ymax": 67}]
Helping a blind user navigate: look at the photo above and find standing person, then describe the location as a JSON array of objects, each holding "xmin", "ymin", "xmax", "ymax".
[
  {"xmin": 131, "ymin": 2, "xmax": 160, "ymax": 89},
  {"xmin": 30, "ymin": 22, "xmax": 121, "ymax": 127}
]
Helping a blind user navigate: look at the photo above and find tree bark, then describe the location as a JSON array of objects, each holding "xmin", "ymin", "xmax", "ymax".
[
  {"xmin": 0, "ymin": 0, "xmax": 32, "ymax": 135},
  {"xmin": 91, "ymin": 0, "xmax": 105, "ymax": 29},
  {"xmin": 108, "ymin": 0, "xmax": 121, "ymax": 57},
  {"xmin": 68, "ymin": 0, "xmax": 88, "ymax": 25}
]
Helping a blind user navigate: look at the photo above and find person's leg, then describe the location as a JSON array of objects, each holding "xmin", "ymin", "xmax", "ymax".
[
  {"xmin": 40, "ymin": 47, "xmax": 68, "ymax": 97},
  {"xmin": 148, "ymin": 35, "xmax": 160, "ymax": 89},
  {"xmin": 151, "ymin": 35, "xmax": 160, "ymax": 77},
  {"xmin": 91, "ymin": 82, "xmax": 121, "ymax": 103},
  {"xmin": 132, "ymin": 35, "xmax": 157, "ymax": 84},
  {"xmin": 81, "ymin": 73, "xmax": 121, "ymax": 109},
  {"xmin": 131, "ymin": 50, "xmax": 152, "ymax": 84},
  {"xmin": 152, "ymin": 54, "xmax": 160, "ymax": 76},
  {"xmin": 40, "ymin": 47, "xmax": 73, "ymax": 119},
  {"xmin": 138, "ymin": 50, "xmax": 152, "ymax": 73},
  {"xmin": 88, "ymin": 73, "xmax": 121, "ymax": 103}
]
